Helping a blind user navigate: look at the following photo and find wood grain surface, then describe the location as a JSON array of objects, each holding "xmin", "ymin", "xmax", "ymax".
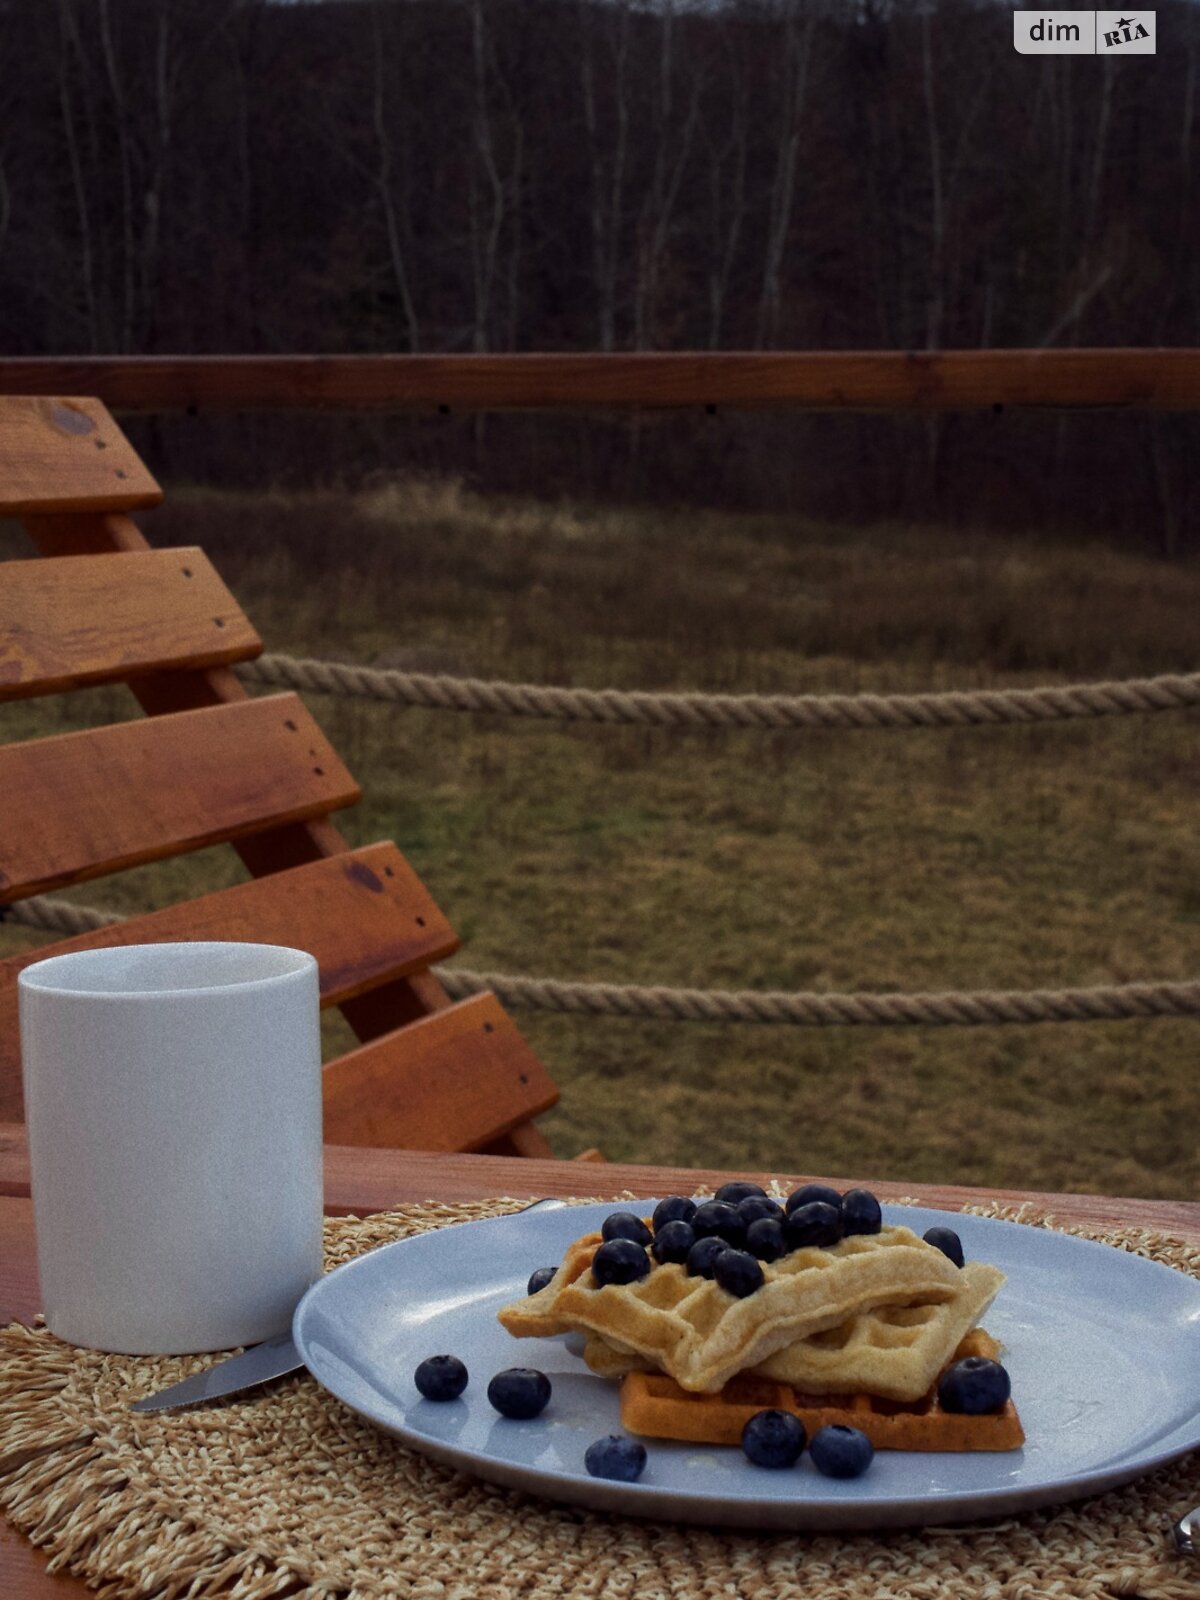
[
  {"xmin": 321, "ymin": 993, "xmax": 559, "ymax": 1149},
  {"xmin": 2, "ymin": 351, "xmax": 1199, "ymax": 412},
  {"xmin": 0, "ymin": 396, "xmax": 161, "ymax": 512},
  {"xmin": 0, "ymin": 694, "xmax": 360, "ymax": 901},
  {"xmin": 0, "ymin": 549, "xmax": 260, "ymax": 701}
]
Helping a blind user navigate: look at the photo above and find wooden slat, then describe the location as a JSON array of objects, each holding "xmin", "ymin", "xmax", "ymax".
[
  {"xmin": 0, "ymin": 694, "xmax": 360, "ymax": 902},
  {"xmin": 0, "ymin": 549, "xmax": 261, "ymax": 701},
  {"xmin": 2, "ymin": 352, "xmax": 1200, "ymax": 413},
  {"xmin": 0, "ymin": 396, "xmax": 161, "ymax": 513},
  {"xmin": 0, "ymin": 842, "xmax": 459, "ymax": 1118},
  {"xmin": 321, "ymin": 993, "xmax": 559, "ymax": 1150}
]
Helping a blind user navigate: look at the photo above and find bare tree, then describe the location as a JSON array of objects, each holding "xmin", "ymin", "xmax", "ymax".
[
  {"xmin": 580, "ymin": 0, "xmax": 631, "ymax": 351},
  {"xmin": 465, "ymin": 0, "xmax": 522, "ymax": 353},
  {"xmin": 755, "ymin": 0, "xmax": 816, "ymax": 349},
  {"xmin": 94, "ymin": 0, "xmax": 138, "ymax": 349},
  {"xmin": 920, "ymin": 7, "xmax": 943, "ymax": 350},
  {"xmin": 632, "ymin": 0, "xmax": 702, "ymax": 349},
  {"xmin": 54, "ymin": 0, "xmax": 102, "ymax": 350},
  {"xmin": 0, "ymin": 151, "xmax": 9, "ymax": 266},
  {"xmin": 369, "ymin": 3, "xmax": 420, "ymax": 352},
  {"xmin": 702, "ymin": 32, "xmax": 749, "ymax": 349}
]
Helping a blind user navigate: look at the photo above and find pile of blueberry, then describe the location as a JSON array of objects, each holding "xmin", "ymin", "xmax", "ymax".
[
  {"xmin": 577, "ymin": 1180, "xmax": 901, "ymax": 1303},
  {"xmin": 525, "ymin": 1183, "xmax": 967, "ymax": 1302}
]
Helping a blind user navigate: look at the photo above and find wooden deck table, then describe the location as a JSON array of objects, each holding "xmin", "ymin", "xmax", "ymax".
[{"xmin": 2, "ymin": 1122, "xmax": 1198, "ymax": 1598}]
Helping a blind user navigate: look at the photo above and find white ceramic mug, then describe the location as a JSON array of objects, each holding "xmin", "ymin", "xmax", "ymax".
[{"xmin": 18, "ymin": 941, "xmax": 324, "ymax": 1355}]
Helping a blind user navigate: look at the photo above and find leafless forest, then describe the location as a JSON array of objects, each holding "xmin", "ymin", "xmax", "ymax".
[{"xmin": 1, "ymin": 0, "xmax": 1198, "ymax": 544}]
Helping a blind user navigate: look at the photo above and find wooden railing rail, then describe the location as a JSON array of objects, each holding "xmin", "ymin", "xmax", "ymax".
[{"xmin": 1, "ymin": 350, "xmax": 1199, "ymax": 414}]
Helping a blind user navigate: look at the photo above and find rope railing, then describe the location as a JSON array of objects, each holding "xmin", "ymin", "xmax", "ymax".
[
  {"xmin": 10, "ymin": 656, "xmax": 1199, "ymax": 1028},
  {"xmin": 238, "ymin": 655, "xmax": 1200, "ymax": 731},
  {"xmin": 5, "ymin": 896, "xmax": 1198, "ymax": 1027}
]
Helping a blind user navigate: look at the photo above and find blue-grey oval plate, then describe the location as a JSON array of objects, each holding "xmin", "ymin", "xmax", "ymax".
[{"xmin": 292, "ymin": 1201, "xmax": 1200, "ymax": 1530}]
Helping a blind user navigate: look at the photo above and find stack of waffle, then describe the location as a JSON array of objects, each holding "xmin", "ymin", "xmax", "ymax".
[{"xmin": 498, "ymin": 1219, "xmax": 1024, "ymax": 1451}]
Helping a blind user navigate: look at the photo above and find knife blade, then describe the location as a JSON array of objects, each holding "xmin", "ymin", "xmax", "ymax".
[
  {"xmin": 129, "ymin": 1196, "xmax": 570, "ymax": 1414},
  {"xmin": 130, "ymin": 1329, "xmax": 303, "ymax": 1413}
]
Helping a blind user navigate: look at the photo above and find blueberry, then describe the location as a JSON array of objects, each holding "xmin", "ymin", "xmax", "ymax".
[
  {"xmin": 487, "ymin": 1367, "xmax": 552, "ymax": 1419},
  {"xmin": 584, "ymin": 1433, "xmax": 648, "ymax": 1482},
  {"xmin": 686, "ymin": 1235, "xmax": 730, "ymax": 1278},
  {"xmin": 785, "ymin": 1183, "xmax": 842, "ymax": 1216},
  {"xmin": 784, "ymin": 1200, "xmax": 844, "ymax": 1249},
  {"xmin": 938, "ymin": 1357, "xmax": 1011, "ymax": 1415},
  {"xmin": 714, "ymin": 1181, "xmax": 767, "ymax": 1206},
  {"xmin": 527, "ymin": 1266, "xmax": 557, "ymax": 1295},
  {"xmin": 809, "ymin": 1424, "xmax": 874, "ymax": 1479},
  {"xmin": 691, "ymin": 1200, "xmax": 747, "ymax": 1248},
  {"xmin": 652, "ymin": 1196, "xmax": 697, "ymax": 1232},
  {"xmin": 414, "ymin": 1354, "xmax": 468, "ymax": 1401},
  {"xmin": 840, "ymin": 1188, "xmax": 883, "ymax": 1237},
  {"xmin": 601, "ymin": 1210, "xmax": 653, "ymax": 1248},
  {"xmin": 741, "ymin": 1409, "xmax": 806, "ymax": 1469},
  {"xmin": 745, "ymin": 1216, "xmax": 789, "ymax": 1262},
  {"xmin": 737, "ymin": 1194, "xmax": 784, "ymax": 1227},
  {"xmin": 923, "ymin": 1226, "xmax": 965, "ymax": 1268},
  {"xmin": 651, "ymin": 1219, "xmax": 696, "ymax": 1265},
  {"xmin": 592, "ymin": 1238, "xmax": 651, "ymax": 1287},
  {"xmin": 713, "ymin": 1248, "xmax": 765, "ymax": 1298}
]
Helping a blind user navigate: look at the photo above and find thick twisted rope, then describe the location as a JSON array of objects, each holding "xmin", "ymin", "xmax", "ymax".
[
  {"xmin": 239, "ymin": 654, "xmax": 1200, "ymax": 730},
  {"xmin": 6, "ymin": 896, "xmax": 1198, "ymax": 1027}
]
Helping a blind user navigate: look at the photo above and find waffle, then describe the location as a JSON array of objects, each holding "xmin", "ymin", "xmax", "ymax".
[
  {"xmin": 498, "ymin": 1223, "xmax": 964, "ymax": 1394},
  {"xmin": 581, "ymin": 1260, "xmax": 1005, "ymax": 1403},
  {"xmin": 619, "ymin": 1328, "xmax": 1026, "ymax": 1452},
  {"xmin": 753, "ymin": 1260, "xmax": 1005, "ymax": 1399}
]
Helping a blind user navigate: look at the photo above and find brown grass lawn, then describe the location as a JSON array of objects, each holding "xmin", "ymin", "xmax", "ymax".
[{"xmin": 3, "ymin": 479, "xmax": 1199, "ymax": 1199}]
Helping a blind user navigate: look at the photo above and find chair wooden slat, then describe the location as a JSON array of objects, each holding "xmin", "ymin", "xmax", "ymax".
[
  {"xmin": 0, "ymin": 694, "xmax": 360, "ymax": 901},
  {"xmin": 0, "ymin": 397, "xmax": 161, "ymax": 514},
  {"xmin": 321, "ymin": 993, "xmax": 559, "ymax": 1150},
  {"xmin": 0, "ymin": 842, "xmax": 459, "ymax": 1119},
  {"xmin": 0, "ymin": 549, "xmax": 261, "ymax": 702}
]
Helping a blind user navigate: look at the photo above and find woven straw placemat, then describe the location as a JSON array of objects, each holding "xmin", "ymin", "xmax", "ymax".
[{"xmin": 1, "ymin": 1196, "xmax": 1197, "ymax": 1600}]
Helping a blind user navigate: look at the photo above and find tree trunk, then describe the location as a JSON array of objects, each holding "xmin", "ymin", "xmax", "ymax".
[
  {"xmin": 755, "ymin": 3, "xmax": 815, "ymax": 349},
  {"xmin": 705, "ymin": 47, "xmax": 748, "ymax": 349},
  {"xmin": 581, "ymin": 0, "xmax": 630, "ymax": 352},
  {"xmin": 370, "ymin": 5, "xmax": 420, "ymax": 352}
]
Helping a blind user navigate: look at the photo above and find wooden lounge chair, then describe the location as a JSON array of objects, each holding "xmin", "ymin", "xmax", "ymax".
[{"xmin": 0, "ymin": 394, "xmax": 572, "ymax": 1157}]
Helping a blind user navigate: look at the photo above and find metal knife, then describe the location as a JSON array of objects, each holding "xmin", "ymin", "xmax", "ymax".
[
  {"xmin": 129, "ymin": 1197, "xmax": 569, "ymax": 1414},
  {"xmin": 130, "ymin": 1328, "xmax": 303, "ymax": 1413}
]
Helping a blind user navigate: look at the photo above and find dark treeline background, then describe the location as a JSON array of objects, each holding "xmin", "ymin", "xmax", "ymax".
[{"xmin": 1, "ymin": 0, "xmax": 1198, "ymax": 548}]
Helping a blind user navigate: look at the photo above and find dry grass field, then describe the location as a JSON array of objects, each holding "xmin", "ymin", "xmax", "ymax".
[{"xmin": 3, "ymin": 479, "xmax": 1199, "ymax": 1199}]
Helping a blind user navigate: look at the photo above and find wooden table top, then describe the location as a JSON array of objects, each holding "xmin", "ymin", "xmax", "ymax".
[{"xmin": 2, "ymin": 1124, "xmax": 1198, "ymax": 1598}]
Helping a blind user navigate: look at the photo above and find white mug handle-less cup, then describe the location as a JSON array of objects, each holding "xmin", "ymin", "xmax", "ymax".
[{"xmin": 18, "ymin": 941, "xmax": 323, "ymax": 1355}]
